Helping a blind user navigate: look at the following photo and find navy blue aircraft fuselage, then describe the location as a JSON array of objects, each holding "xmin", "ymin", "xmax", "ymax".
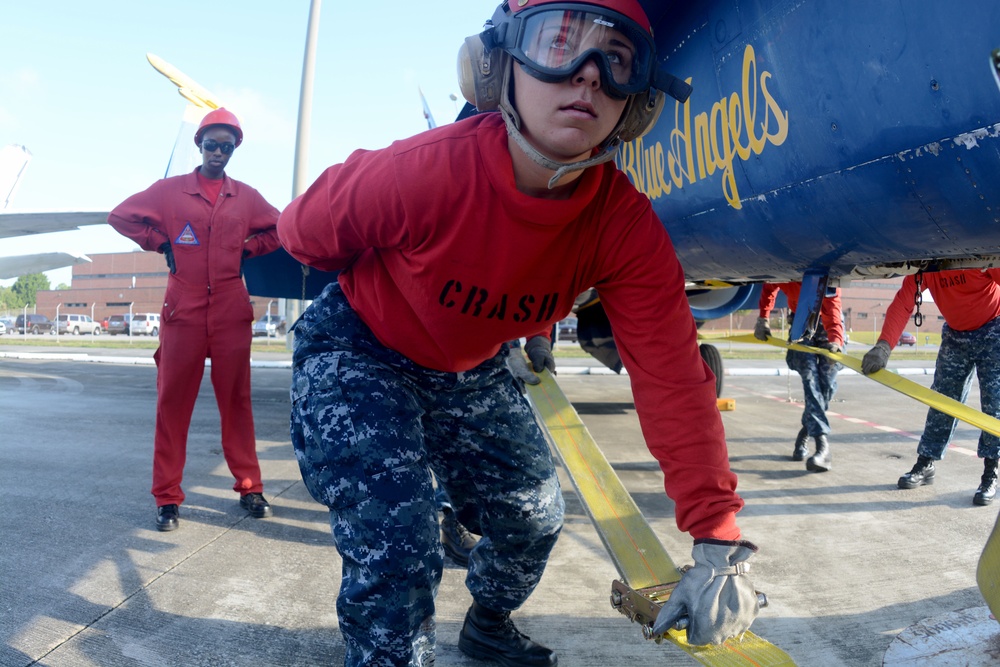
[
  {"xmin": 635, "ymin": 0, "xmax": 1000, "ymax": 320},
  {"xmin": 246, "ymin": 0, "xmax": 1000, "ymax": 332}
]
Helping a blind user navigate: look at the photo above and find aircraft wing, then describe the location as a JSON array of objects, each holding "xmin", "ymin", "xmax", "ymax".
[
  {"xmin": 0, "ymin": 143, "xmax": 106, "ymax": 276},
  {"xmin": 0, "ymin": 211, "xmax": 109, "ymax": 239},
  {"xmin": 0, "ymin": 54, "xmax": 217, "ymax": 281},
  {"xmin": 0, "ymin": 251, "xmax": 91, "ymax": 280}
]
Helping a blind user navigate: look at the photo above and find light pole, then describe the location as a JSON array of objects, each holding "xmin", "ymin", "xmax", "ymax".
[{"xmin": 287, "ymin": 0, "xmax": 322, "ymax": 352}]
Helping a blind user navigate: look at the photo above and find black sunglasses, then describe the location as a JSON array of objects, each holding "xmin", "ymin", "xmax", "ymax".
[{"xmin": 202, "ymin": 139, "xmax": 235, "ymax": 155}]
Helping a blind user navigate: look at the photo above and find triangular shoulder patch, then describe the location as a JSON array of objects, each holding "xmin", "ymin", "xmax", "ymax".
[{"xmin": 175, "ymin": 223, "xmax": 200, "ymax": 246}]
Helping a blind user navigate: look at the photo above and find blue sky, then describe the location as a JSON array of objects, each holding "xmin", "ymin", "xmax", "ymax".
[{"xmin": 1, "ymin": 0, "xmax": 493, "ymax": 285}]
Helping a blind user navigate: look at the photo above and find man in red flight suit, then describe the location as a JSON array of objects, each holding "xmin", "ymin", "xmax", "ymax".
[{"xmin": 108, "ymin": 108, "xmax": 281, "ymax": 531}]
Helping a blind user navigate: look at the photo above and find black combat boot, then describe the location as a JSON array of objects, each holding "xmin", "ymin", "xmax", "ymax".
[
  {"xmin": 458, "ymin": 602, "xmax": 557, "ymax": 666},
  {"xmin": 806, "ymin": 435, "xmax": 831, "ymax": 472},
  {"xmin": 155, "ymin": 504, "xmax": 179, "ymax": 531},
  {"xmin": 792, "ymin": 427, "xmax": 809, "ymax": 462},
  {"xmin": 973, "ymin": 458, "xmax": 998, "ymax": 506},
  {"xmin": 898, "ymin": 455, "xmax": 936, "ymax": 489},
  {"xmin": 440, "ymin": 507, "xmax": 479, "ymax": 567}
]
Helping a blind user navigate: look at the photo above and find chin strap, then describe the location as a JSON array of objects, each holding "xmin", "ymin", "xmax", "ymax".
[{"xmin": 499, "ymin": 63, "xmax": 629, "ymax": 189}]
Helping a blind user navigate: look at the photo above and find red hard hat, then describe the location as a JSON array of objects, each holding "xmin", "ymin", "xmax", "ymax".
[
  {"xmin": 194, "ymin": 107, "xmax": 243, "ymax": 147},
  {"xmin": 509, "ymin": 0, "xmax": 652, "ymax": 32}
]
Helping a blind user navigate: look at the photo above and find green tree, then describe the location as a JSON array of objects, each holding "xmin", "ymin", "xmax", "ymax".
[
  {"xmin": 0, "ymin": 286, "xmax": 19, "ymax": 312},
  {"xmin": 11, "ymin": 273, "xmax": 50, "ymax": 307}
]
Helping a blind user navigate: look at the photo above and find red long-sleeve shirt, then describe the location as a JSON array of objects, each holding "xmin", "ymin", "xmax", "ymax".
[
  {"xmin": 278, "ymin": 113, "xmax": 743, "ymax": 540},
  {"xmin": 879, "ymin": 269, "xmax": 1000, "ymax": 349},
  {"xmin": 759, "ymin": 281, "xmax": 844, "ymax": 347}
]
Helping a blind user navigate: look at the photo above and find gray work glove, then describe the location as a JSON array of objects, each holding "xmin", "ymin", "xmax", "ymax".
[
  {"xmin": 652, "ymin": 539, "xmax": 761, "ymax": 646},
  {"xmin": 753, "ymin": 317, "xmax": 771, "ymax": 341},
  {"xmin": 524, "ymin": 335, "xmax": 556, "ymax": 375},
  {"xmin": 820, "ymin": 342, "xmax": 841, "ymax": 354},
  {"xmin": 861, "ymin": 340, "xmax": 891, "ymax": 375},
  {"xmin": 506, "ymin": 348, "xmax": 541, "ymax": 386},
  {"xmin": 158, "ymin": 242, "xmax": 176, "ymax": 274}
]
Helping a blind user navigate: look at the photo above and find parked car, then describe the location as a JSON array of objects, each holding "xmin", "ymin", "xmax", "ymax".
[
  {"xmin": 14, "ymin": 313, "xmax": 54, "ymax": 334},
  {"xmin": 106, "ymin": 314, "xmax": 131, "ymax": 335},
  {"xmin": 0, "ymin": 316, "xmax": 14, "ymax": 334},
  {"xmin": 130, "ymin": 313, "xmax": 161, "ymax": 336},
  {"xmin": 253, "ymin": 314, "xmax": 287, "ymax": 337},
  {"xmin": 557, "ymin": 317, "xmax": 578, "ymax": 343},
  {"xmin": 56, "ymin": 314, "xmax": 102, "ymax": 335},
  {"xmin": 0, "ymin": 320, "xmax": 6, "ymax": 336},
  {"xmin": 898, "ymin": 331, "xmax": 917, "ymax": 346}
]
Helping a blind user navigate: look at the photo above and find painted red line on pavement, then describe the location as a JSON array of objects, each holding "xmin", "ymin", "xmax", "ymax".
[{"xmin": 728, "ymin": 383, "xmax": 978, "ymax": 457}]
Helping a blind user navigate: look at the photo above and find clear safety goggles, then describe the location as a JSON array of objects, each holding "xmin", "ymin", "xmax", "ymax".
[{"xmin": 488, "ymin": 3, "xmax": 657, "ymax": 99}]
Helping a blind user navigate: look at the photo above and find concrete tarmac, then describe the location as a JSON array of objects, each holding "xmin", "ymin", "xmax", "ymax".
[{"xmin": 1, "ymin": 344, "xmax": 998, "ymax": 666}]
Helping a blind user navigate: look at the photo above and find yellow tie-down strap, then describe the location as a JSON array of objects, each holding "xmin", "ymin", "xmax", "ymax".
[
  {"xmin": 526, "ymin": 370, "xmax": 797, "ymax": 666},
  {"xmin": 720, "ymin": 333, "xmax": 1000, "ymax": 439},
  {"xmin": 978, "ymin": 511, "xmax": 1000, "ymax": 618}
]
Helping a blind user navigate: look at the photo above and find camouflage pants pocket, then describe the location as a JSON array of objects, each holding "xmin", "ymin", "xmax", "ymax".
[{"xmin": 290, "ymin": 352, "xmax": 369, "ymax": 509}]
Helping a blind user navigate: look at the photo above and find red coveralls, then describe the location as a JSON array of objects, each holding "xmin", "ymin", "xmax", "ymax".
[{"xmin": 108, "ymin": 168, "xmax": 280, "ymax": 506}]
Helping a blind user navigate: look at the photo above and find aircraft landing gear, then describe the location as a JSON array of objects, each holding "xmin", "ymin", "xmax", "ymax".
[{"xmin": 699, "ymin": 343, "xmax": 724, "ymax": 398}]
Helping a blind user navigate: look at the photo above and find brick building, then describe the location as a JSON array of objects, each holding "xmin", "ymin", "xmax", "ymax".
[
  {"xmin": 34, "ymin": 251, "xmax": 283, "ymax": 326},
  {"xmin": 31, "ymin": 254, "xmax": 947, "ymax": 344}
]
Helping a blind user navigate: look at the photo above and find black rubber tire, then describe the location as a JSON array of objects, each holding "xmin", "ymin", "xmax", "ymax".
[{"xmin": 699, "ymin": 343, "xmax": 724, "ymax": 398}]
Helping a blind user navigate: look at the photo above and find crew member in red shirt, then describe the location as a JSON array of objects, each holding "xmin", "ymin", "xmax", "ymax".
[
  {"xmin": 278, "ymin": 2, "xmax": 761, "ymax": 664},
  {"xmin": 755, "ymin": 282, "xmax": 844, "ymax": 471},
  {"xmin": 108, "ymin": 108, "xmax": 281, "ymax": 531},
  {"xmin": 863, "ymin": 269, "xmax": 1000, "ymax": 505}
]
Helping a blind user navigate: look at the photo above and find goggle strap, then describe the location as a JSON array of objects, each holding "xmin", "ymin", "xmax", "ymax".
[
  {"xmin": 653, "ymin": 71, "xmax": 693, "ymax": 103},
  {"xmin": 501, "ymin": 102, "xmax": 622, "ymax": 189}
]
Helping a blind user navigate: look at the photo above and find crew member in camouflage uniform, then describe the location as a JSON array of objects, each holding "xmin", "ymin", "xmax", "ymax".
[
  {"xmin": 278, "ymin": 1, "xmax": 762, "ymax": 665},
  {"xmin": 755, "ymin": 282, "xmax": 845, "ymax": 472},
  {"xmin": 863, "ymin": 268, "xmax": 1000, "ymax": 506}
]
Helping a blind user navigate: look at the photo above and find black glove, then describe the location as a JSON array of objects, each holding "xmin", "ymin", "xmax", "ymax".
[
  {"xmin": 820, "ymin": 341, "xmax": 841, "ymax": 354},
  {"xmin": 652, "ymin": 538, "xmax": 761, "ymax": 645},
  {"xmin": 524, "ymin": 335, "xmax": 555, "ymax": 375},
  {"xmin": 240, "ymin": 248, "xmax": 250, "ymax": 276},
  {"xmin": 158, "ymin": 242, "xmax": 176, "ymax": 274},
  {"xmin": 861, "ymin": 340, "xmax": 891, "ymax": 374},
  {"xmin": 753, "ymin": 317, "xmax": 771, "ymax": 341}
]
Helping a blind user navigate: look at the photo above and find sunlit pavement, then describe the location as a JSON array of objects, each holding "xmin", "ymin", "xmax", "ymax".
[{"xmin": 1, "ymin": 347, "xmax": 996, "ymax": 666}]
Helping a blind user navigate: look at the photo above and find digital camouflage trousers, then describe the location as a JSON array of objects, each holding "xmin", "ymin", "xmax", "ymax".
[
  {"xmin": 289, "ymin": 283, "xmax": 564, "ymax": 667},
  {"xmin": 786, "ymin": 346, "xmax": 840, "ymax": 437},
  {"xmin": 918, "ymin": 316, "xmax": 1000, "ymax": 460}
]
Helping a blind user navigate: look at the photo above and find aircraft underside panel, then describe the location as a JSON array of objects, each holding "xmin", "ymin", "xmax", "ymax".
[{"xmin": 632, "ymin": 0, "xmax": 1000, "ymax": 283}]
